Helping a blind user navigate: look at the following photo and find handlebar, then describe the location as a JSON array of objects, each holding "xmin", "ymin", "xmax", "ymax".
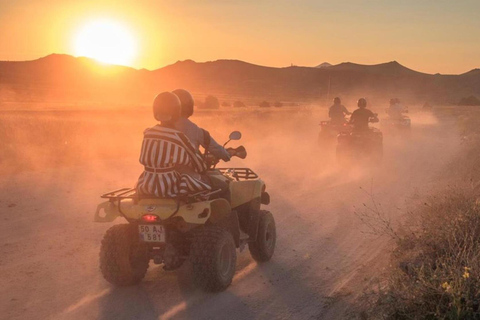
[{"xmin": 206, "ymin": 145, "xmax": 247, "ymax": 169}]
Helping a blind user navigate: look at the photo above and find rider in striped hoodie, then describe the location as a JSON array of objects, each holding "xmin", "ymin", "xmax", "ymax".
[{"xmin": 136, "ymin": 92, "xmax": 211, "ymax": 198}]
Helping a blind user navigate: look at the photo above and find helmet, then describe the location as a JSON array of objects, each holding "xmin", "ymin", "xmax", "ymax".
[
  {"xmin": 358, "ymin": 98, "xmax": 367, "ymax": 108},
  {"xmin": 333, "ymin": 97, "xmax": 341, "ymax": 104},
  {"xmin": 152, "ymin": 92, "xmax": 181, "ymax": 122},
  {"xmin": 172, "ymin": 89, "xmax": 194, "ymax": 118}
]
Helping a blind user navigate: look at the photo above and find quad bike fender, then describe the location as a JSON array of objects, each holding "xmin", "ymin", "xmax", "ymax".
[
  {"xmin": 94, "ymin": 198, "xmax": 226, "ymax": 224},
  {"xmin": 230, "ymin": 179, "xmax": 265, "ymax": 208},
  {"xmin": 94, "ymin": 201, "xmax": 120, "ymax": 222},
  {"xmin": 208, "ymin": 200, "xmax": 241, "ymax": 247}
]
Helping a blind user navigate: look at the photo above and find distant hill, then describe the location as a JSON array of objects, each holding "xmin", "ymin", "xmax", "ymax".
[
  {"xmin": 0, "ymin": 54, "xmax": 479, "ymax": 106},
  {"xmin": 316, "ymin": 62, "xmax": 332, "ymax": 68}
]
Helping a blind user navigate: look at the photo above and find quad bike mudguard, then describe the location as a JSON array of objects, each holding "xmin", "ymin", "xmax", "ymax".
[{"xmin": 207, "ymin": 169, "xmax": 266, "ymax": 208}]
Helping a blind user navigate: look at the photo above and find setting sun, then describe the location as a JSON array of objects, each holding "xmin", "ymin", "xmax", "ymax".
[{"xmin": 73, "ymin": 19, "xmax": 137, "ymax": 66}]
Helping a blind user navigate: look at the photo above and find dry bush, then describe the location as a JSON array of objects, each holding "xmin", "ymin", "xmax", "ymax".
[
  {"xmin": 359, "ymin": 111, "xmax": 480, "ymax": 319},
  {"xmin": 233, "ymin": 101, "xmax": 246, "ymax": 108},
  {"xmin": 202, "ymin": 95, "xmax": 220, "ymax": 109},
  {"xmin": 259, "ymin": 101, "xmax": 270, "ymax": 108},
  {"xmin": 364, "ymin": 189, "xmax": 480, "ymax": 319}
]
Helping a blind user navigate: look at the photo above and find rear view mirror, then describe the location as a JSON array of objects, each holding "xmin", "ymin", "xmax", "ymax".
[{"xmin": 229, "ymin": 131, "xmax": 242, "ymax": 141}]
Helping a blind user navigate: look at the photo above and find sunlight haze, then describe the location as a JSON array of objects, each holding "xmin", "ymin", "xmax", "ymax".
[{"xmin": 0, "ymin": 0, "xmax": 479, "ymax": 73}]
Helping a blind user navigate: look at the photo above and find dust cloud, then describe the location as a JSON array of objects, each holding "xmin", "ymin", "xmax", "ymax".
[{"xmin": 0, "ymin": 105, "xmax": 463, "ymax": 319}]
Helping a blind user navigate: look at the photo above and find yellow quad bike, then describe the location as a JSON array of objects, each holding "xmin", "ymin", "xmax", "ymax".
[{"xmin": 94, "ymin": 131, "xmax": 275, "ymax": 292}]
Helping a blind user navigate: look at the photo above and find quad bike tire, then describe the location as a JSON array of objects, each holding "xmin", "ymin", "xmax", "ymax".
[
  {"xmin": 190, "ymin": 226, "xmax": 237, "ymax": 292},
  {"xmin": 249, "ymin": 210, "xmax": 276, "ymax": 262},
  {"xmin": 100, "ymin": 224, "xmax": 150, "ymax": 286}
]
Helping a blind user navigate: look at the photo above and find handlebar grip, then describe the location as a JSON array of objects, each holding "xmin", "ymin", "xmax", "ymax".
[{"xmin": 234, "ymin": 146, "xmax": 247, "ymax": 159}]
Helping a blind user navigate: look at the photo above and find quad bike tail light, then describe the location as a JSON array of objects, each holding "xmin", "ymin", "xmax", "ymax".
[{"xmin": 142, "ymin": 214, "xmax": 160, "ymax": 223}]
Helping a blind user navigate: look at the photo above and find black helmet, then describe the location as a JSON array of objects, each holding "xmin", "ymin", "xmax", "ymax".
[
  {"xmin": 172, "ymin": 89, "xmax": 194, "ymax": 118},
  {"xmin": 333, "ymin": 97, "xmax": 341, "ymax": 104},
  {"xmin": 358, "ymin": 98, "xmax": 367, "ymax": 108},
  {"xmin": 153, "ymin": 92, "xmax": 181, "ymax": 122}
]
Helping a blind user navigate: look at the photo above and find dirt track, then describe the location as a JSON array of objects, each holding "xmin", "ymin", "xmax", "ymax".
[{"xmin": 0, "ymin": 109, "xmax": 460, "ymax": 320}]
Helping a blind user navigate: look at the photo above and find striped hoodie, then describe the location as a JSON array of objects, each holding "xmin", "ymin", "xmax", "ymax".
[{"xmin": 136, "ymin": 125, "xmax": 211, "ymax": 198}]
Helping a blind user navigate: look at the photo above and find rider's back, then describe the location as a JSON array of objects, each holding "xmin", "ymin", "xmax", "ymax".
[
  {"xmin": 137, "ymin": 125, "xmax": 210, "ymax": 198},
  {"xmin": 351, "ymin": 108, "xmax": 375, "ymax": 130},
  {"xmin": 329, "ymin": 104, "xmax": 348, "ymax": 123}
]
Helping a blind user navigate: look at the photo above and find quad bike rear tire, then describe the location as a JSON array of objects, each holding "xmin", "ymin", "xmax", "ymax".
[
  {"xmin": 190, "ymin": 226, "xmax": 237, "ymax": 292},
  {"xmin": 100, "ymin": 224, "xmax": 150, "ymax": 286},
  {"xmin": 249, "ymin": 210, "xmax": 276, "ymax": 262}
]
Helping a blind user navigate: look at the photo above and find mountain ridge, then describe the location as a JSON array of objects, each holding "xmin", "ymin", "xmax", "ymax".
[{"xmin": 0, "ymin": 54, "xmax": 479, "ymax": 105}]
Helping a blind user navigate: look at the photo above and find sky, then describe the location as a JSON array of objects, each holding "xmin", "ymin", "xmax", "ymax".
[{"xmin": 0, "ymin": 0, "xmax": 479, "ymax": 74}]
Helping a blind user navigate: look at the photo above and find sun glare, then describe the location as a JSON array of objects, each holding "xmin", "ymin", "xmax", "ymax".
[{"xmin": 73, "ymin": 19, "xmax": 137, "ymax": 66}]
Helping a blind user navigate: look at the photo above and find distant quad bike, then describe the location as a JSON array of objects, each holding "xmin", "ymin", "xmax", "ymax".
[
  {"xmin": 384, "ymin": 107, "xmax": 411, "ymax": 135},
  {"xmin": 94, "ymin": 131, "xmax": 275, "ymax": 292},
  {"xmin": 336, "ymin": 117, "xmax": 383, "ymax": 164},
  {"xmin": 318, "ymin": 118, "xmax": 352, "ymax": 146}
]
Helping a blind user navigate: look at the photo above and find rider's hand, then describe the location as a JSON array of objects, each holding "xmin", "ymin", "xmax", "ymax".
[{"xmin": 227, "ymin": 148, "xmax": 236, "ymax": 157}]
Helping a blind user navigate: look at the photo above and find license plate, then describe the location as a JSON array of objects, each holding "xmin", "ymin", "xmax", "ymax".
[{"xmin": 138, "ymin": 225, "xmax": 165, "ymax": 243}]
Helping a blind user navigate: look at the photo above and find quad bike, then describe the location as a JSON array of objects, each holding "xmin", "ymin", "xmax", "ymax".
[
  {"xmin": 94, "ymin": 131, "xmax": 275, "ymax": 292},
  {"xmin": 384, "ymin": 107, "xmax": 411, "ymax": 135},
  {"xmin": 336, "ymin": 116, "xmax": 383, "ymax": 164},
  {"xmin": 318, "ymin": 117, "xmax": 352, "ymax": 146}
]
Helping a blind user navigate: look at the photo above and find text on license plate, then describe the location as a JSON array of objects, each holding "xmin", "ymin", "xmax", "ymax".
[{"xmin": 139, "ymin": 225, "xmax": 165, "ymax": 242}]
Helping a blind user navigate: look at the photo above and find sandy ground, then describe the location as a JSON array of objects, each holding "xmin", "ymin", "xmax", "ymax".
[{"xmin": 0, "ymin": 109, "xmax": 460, "ymax": 320}]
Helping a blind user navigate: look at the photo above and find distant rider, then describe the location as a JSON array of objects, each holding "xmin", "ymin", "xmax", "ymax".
[
  {"xmin": 172, "ymin": 89, "xmax": 231, "ymax": 162},
  {"xmin": 387, "ymin": 98, "xmax": 405, "ymax": 119},
  {"xmin": 328, "ymin": 97, "xmax": 351, "ymax": 125},
  {"xmin": 136, "ymin": 92, "xmax": 211, "ymax": 198},
  {"xmin": 350, "ymin": 98, "xmax": 378, "ymax": 131}
]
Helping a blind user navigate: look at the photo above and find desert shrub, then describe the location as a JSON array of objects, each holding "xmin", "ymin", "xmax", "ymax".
[
  {"xmin": 202, "ymin": 95, "xmax": 220, "ymax": 109},
  {"xmin": 221, "ymin": 101, "xmax": 231, "ymax": 107},
  {"xmin": 458, "ymin": 96, "xmax": 480, "ymax": 106},
  {"xmin": 274, "ymin": 101, "xmax": 283, "ymax": 108},
  {"xmin": 233, "ymin": 101, "xmax": 246, "ymax": 108},
  {"xmin": 359, "ymin": 115, "xmax": 480, "ymax": 319},
  {"xmin": 259, "ymin": 101, "xmax": 270, "ymax": 108},
  {"xmin": 363, "ymin": 188, "xmax": 480, "ymax": 319}
]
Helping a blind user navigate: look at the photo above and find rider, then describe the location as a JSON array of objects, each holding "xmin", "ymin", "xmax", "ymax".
[
  {"xmin": 328, "ymin": 97, "xmax": 351, "ymax": 125},
  {"xmin": 350, "ymin": 98, "xmax": 378, "ymax": 131},
  {"xmin": 172, "ymin": 89, "xmax": 231, "ymax": 162},
  {"xmin": 387, "ymin": 98, "xmax": 405, "ymax": 119},
  {"xmin": 136, "ymin": 92, "xmax": 211, "ymax": 198}
]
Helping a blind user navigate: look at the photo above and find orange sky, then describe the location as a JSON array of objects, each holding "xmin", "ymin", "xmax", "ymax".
[{"xmin": 0, "ymin": 0, "xmax": 479, "ymax": 74}]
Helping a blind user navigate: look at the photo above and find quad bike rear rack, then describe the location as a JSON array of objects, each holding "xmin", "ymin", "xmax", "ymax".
[
  {"xmin": 101, "ymin": 187, "xmax": 137, "ymax": 200},
  {"xmin": 100, "ymin": 187, "xmax": 222, "ymax": 222},
  {"xmin": 218, "ymin": 168, "xmax": 259, "ymax": 181},
  {"xmin": 100, "ymin": 188, "xmax": 181, "ymax": 222}
]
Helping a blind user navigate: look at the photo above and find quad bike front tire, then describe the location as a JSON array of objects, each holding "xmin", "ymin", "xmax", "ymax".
[
  {"xmin": 190, "ymin": 226, "xmax": 237, "ymax": 292},
  {"xmin": 249, "ymin": 210, "xmax": 276, "ymax": 262},
  {"xmin": 100, "ymin": 224, "xmax": 150, "ymax": 286}
]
